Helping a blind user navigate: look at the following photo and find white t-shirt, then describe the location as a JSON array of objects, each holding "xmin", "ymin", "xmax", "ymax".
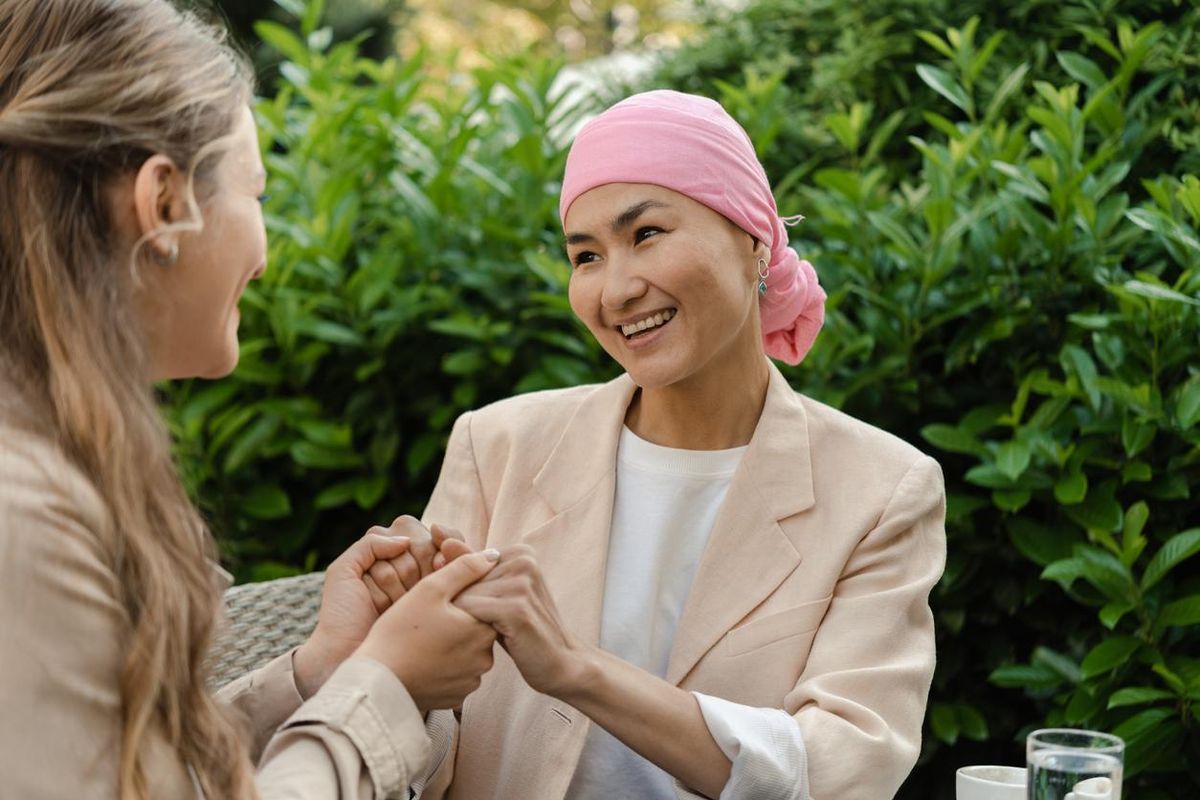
[{"xmin": 565, "ymin": 426, "xmax": 810, "ymax": 800}]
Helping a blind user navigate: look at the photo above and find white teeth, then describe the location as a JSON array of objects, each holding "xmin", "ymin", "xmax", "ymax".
[{"xmin": 620, "ymin": 309, "xmax": 676, "ymax": 337}]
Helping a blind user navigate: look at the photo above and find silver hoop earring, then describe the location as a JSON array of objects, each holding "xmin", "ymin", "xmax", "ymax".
[
  {"xmin": 756, "ymin": 257, "xmax": 770, "ymax": 296},
  {"xmin": 153, "ymin": 242, "xmax": 178, "ymax": 268}
]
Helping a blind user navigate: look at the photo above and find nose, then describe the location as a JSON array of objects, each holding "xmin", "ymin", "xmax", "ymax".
[{"xmin": 600, "ymin": 253, "xmax": 648, "ymax": 312}]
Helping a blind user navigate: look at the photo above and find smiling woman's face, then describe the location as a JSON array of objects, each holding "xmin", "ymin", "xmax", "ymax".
[
  {"xmin": 564, "ymin": 182, "xmax": 766, "ymax": 390},
  {"xmin": 131, "ymin": 105, "xmax": 268, "ymax": 381}
]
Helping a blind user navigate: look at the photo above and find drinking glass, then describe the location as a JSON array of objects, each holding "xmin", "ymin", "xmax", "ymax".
[{"xmin": 1026, "ymin": 729, "xmax": 1124, "ymax": 800}]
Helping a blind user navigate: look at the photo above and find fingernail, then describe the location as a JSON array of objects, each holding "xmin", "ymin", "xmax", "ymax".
[{"xmin": 483, "ymin": 548, "xmax": 501, "ymax": 562}]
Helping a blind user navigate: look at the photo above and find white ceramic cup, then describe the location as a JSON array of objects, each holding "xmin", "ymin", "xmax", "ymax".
[{"xmin": 956, "ymin": 765, "xmax": 1027, "ymax": 800}]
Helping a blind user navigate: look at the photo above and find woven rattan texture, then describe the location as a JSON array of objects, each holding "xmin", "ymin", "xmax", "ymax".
[{"xmin": 209, "ymin": 571, "xmax": 325, "ymax": 689}]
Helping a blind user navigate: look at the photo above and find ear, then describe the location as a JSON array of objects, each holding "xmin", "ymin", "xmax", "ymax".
[{"xmin": 132, "ymin": 154, "xmax": 188, "ymax": 260}]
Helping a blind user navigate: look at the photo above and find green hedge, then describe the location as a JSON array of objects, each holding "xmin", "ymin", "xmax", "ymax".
[{"xmin": 167, "ymin": 1, "xmax": 1199, "ymax": 796}]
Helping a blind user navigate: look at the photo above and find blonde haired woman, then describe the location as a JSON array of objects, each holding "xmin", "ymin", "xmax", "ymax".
[
  {"xmin": 0, "ymin": 1, "xmax": 497, "ymax": 797},
  {"xmin": 417, "ymin": 91, "xmax": 947, "ymax": 800}
]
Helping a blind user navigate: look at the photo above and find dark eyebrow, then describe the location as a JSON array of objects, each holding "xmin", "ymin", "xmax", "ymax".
[{"xmin": 565, "ymin": 199, "xmax": 669, "ymax": 246}]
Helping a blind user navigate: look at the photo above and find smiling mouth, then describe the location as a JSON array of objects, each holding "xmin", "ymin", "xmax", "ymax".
[{"xmin": 617, "ymin": 308, "xmax": 677, "ymax": 340}]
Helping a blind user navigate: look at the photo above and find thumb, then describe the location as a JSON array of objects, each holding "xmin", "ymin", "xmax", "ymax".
[
  {"xmin": 422, "ymin": 549, "xmax": 500, "ymax": 600},
  {"xmin": 334, "ymin": 530, "xmax": 411, "ymax": 577}
]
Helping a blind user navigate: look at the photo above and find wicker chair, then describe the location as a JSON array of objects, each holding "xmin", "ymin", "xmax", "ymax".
[{"xmin": 208, "ymin": 571, "xmax": 325, "ymax": 689}]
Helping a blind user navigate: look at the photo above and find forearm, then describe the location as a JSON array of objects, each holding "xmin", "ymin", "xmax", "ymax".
[{"xmin": 558, "ymin": 646, "xmax": 731, "ymax": 799}]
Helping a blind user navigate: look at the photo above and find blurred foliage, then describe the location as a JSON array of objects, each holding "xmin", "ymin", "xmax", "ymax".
[
  {"xmin": 400, "ymin": 0, "xmax": 693, "ymax": 65},
  {"xmin": 168, "ymin": 0, "xmax": 1199, "ymax": 796},
  {"xmin": 657, "ymin": 1, "xmax": 1200, "ymax": 797}
]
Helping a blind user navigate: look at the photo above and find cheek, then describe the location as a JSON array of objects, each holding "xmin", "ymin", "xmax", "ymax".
[{"xmin": 567, "ymin": 272, "xmax": 601, "ymax": 329}]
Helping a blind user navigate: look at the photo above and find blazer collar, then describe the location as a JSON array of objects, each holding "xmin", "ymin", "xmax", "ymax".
[
  {"xmin": 533, "ymin": 372, "xmax": 638, "ymax": 514},
  {"xmin": 532, "ymin": 360, "xmax": 814, "ymax": 518},
  {"xmin": 665, "ymin": 361, "xmax": 816, "ymax": 683}
]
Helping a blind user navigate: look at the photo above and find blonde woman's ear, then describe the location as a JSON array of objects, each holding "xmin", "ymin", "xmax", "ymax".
[{"xmin": 132, "ymin": 153, "xmax": 185, "ymax": 262}]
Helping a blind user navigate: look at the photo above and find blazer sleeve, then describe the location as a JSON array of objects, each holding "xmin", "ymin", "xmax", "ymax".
[
  {"xmin": 786, "ymin": 454, "xmax": 946, "ymax": 800},
  {"xmin": 0, "ymin": 439, "xmax": 433, "ymax": 800}
]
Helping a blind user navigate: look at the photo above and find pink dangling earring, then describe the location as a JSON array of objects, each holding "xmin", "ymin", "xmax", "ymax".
[{"xmin": 757, "ymin": 257, "xmax": 769, "ymax": 296}]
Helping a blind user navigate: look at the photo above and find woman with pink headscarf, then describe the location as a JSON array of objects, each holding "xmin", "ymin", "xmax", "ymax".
[{"xmin": 413, "ymin": 90, "xmax": 947, "ymax": 800}]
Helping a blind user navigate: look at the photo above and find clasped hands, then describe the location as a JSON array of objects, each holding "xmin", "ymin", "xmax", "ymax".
[{"xmin": 293, "ymin": 516, "xmax": 583, "ymax": 714}]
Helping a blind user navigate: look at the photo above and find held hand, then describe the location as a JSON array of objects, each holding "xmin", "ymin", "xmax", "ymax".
[
  {"xmin": 431, "ymin": 523, "xmax": 474, "ymax": 570},
  {"xmin": 452, "ymin": 545, "xmax": 585, "ymax": 697},
  {"xmin": 355, "ymin": 549, "xmax": 502, "ymax": 714},
  {"xmin": 293, "ymin": 528, "xmax": 415, "ymax": 699}
]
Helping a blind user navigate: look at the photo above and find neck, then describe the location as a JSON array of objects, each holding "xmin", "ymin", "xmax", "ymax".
[{"xmin": 626, "ymin": 347, "xmax": 770, "ymax": 451}]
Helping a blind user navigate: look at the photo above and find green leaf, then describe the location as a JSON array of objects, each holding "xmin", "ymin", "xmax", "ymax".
[
  {"xmin": 993, "ymin": 489, "xmax": 1032, "ymax": 512},
  {"xmin": 254, "ymin": 20, "xmax": 308, "ymax": 63},
  {"xmin": 240, "ymin": 484, "xmax": 292, "ymax": 520},
  {"xmin": 1055, "ymin": 472, "xmax": 1088, "ymax": 505},
  {"xmin": 921, "ymin": 424, "xmax": 985, "ymax": 455},
  {"xmin": 1077, "ymin": 545, "xmax": 1137, "ymax": 601},
  {"xmin": 990, "ymin": 663, "xmax": 1063, "ymax": 690},
  {"xmin": 353, "ymin": 475, "xmax": 387, "ymax": 508},
  {"xmin": 1159, "ymin": 594, "xmax": 1200, "ymax": 627},
  {"xmin": 957, "ymin": 704, "xmax": 988, "ymax": 740},
  {"xmin": 1060, "ymin": 345, "xmax": 1100, "ymax": 408},
  {"xmin": 1010, "ymin": 519, "xmax": 1077, "ymax": 567},
  {"xmin": 293, "ymin": 318, "xmax": 364, "ymax": 347},
  {"xmin": 1056, "ymin": 51, "xmax": 1108, "ymax": 89},
  {"xmin": 916, "ymin": 64, "xmax": 973, "ymax": 114},
  {"xmin": 1120, "ymin": 278, "xmax": 1200, "ymax": 306},
  {"xmin": 1099, "ymin": 600, "xmax": 1134, "ymax": 630},
  {"xmin": 1065, "ymin": 482, "xmax": 1123, "ymax": 533},
  {"xmin": 314, "ymin": 479, "xmax": 359, "ymax": 510},
  {"xmin": 1142, "ymin": 529, "xmax": 1200, "ymax": 592},
  {"xmin": 1081, "ymin": 636, "xmax": 1141, "ymax": 679},
  {"xmin": 1176, "ymin": 381, "xmax": 1200, "ymax": 429},
  {"xmin": 290, "ymin": 442, "xmax": 363, "ymax": 470},
  {"xmin": 995, "ymin": 440, "xmax": 1032, "ymax": 481},
  {"xmin": 443, "ymin": 350, "xmax": 487, "ymax": 376},
  {"xmin": 1033, "ymin": 646, "xmax": 1082, "ymax": 684},
  {"xmin": 1112, "ymin": 707, "xmax": 1174, "ymax": 743},
  {"xmin": 1107, "ymin": 687, "xmax": 1175, "ymax": 709},
  {"xmin": 223, "ymin": 415, "xmax": 281, "ymax": 475},
  {"xmin": 930, "ymin": 703, "xmax": 960, "ymax": 745},
  {"xmin": 916, "ymin": 30, "xmax": 956, "ymax": 60}
]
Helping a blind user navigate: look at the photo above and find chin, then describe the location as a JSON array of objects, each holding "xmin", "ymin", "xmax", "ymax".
[{"xmin": 615, "ymin": 355, "xmax": 691, "ymax": 391}]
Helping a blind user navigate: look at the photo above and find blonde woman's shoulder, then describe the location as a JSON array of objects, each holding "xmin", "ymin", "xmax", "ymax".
[{"xmin": 0, "ymin": 391, "xmax": 113, "ymax": 566}]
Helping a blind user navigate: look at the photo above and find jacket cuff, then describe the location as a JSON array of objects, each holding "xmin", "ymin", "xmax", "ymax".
[
  {"xmin": 282, "ymin": 656, "xmax": 431, "ymax": 797},
  {"xmin": 217, "ymin": 650, "xmax": 306, "ymax": 762}
]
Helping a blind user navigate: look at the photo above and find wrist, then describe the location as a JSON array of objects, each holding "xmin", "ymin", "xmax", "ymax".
[
  {"xmin": 294, "ymin": 630, "xmax": 347, "ymax": 700},
  {"xmin": 552, "ymin": 642, "xmax": 603, "ymax": 705}
]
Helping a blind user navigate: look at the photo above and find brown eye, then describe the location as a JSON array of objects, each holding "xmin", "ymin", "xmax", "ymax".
[
  {"xmin": 635, "ymin": 226, "xmax": 663, "ymax": 244},
  {"xmin": 571, "ymin": 251, "xmax": 598, "ymax": 268}
]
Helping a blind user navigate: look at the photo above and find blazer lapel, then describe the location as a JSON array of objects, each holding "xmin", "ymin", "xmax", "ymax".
[
  {"xmin": 666, "ymin": 362, "xmax": 816, "ymax": 685},
  {"xmin": 524, "ymin": 373, "xmax": 638, "ymax": 647}
]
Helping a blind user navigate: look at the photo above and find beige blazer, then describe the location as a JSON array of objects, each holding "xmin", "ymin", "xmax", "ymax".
[
  {"xmin": 421, "ymin": 361, "xmax": 946, "ymax": 800},
  {"xmin": 0, "ymin": 377, "xmax": 432, "ymax": 799}
]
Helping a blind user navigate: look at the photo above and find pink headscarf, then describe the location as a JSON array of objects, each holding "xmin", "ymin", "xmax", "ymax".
[{"xmin": 559, "ymin": 90, "xmax": 826, "ymax": 365}]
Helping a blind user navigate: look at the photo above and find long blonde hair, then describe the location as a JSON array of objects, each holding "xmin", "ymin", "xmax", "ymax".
[{"xmin": 0, "ymin": 1, "xmax": 257, "ymax": 797}]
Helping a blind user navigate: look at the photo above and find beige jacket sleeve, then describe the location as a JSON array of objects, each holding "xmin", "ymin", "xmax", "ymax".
[
  {"xmin": 0, "ymin": 431, "xmax": 432, "ymax": 799},
  {"xmin": 786, "ymin": 455, "xmax": 946, "ymax": 799}
]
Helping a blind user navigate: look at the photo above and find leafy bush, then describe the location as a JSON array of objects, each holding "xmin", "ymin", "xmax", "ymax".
[
  {"xmin": 167, "ymin": 8, "xmax": 613, "ymax": 579},
  {"xmin": 657, "ymin": 2, "xmax": 1199, "ymax": 797}
]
